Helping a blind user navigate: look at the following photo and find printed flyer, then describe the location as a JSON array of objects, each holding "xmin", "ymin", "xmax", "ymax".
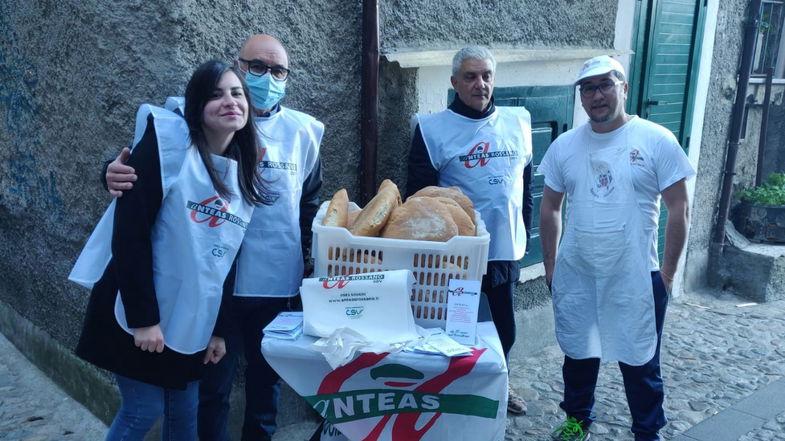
[{"xmin": 445, "ymin": 279, "xmax": 481, "ymax": 345}]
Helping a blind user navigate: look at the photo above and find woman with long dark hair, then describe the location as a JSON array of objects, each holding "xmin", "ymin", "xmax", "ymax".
[{"xmin": 71, "ymin": 60, "xmax": 268, "ymax": 441}]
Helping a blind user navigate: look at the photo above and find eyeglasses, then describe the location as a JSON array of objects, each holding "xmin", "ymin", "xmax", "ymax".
[
  {"xmin": 579, "ymin": 80, "xmax": 622, "ymax": 98},
  {"xmin": 237, "ymin": 58, "xmax": 290, "ymax": 80}
]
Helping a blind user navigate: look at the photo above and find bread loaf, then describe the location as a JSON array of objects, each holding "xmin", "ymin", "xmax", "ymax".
[
  {"xmin": 347, "ymin": 209, "xmax": 361, "ymax": 229},
  {"xmin": 410, "ymin": 186, "xmax": 475, "ymax": 224},
  {"xmin": 322, "ymin": 189, "xmax": 349, "ymax": 227},
  {"xmin": 378, "ymin": 179, "xmax": 402, "ymax": 205},
  {"xmin": 433, "ymin": 196, "xmax": 476, "ymax": 236},
  {"xmin": 380, "ymin": 197, "xmax": 458, "ymax": 242},
  {"xmin": 350, "ymin": 187, "xmax": 400, "ymax": 237}
]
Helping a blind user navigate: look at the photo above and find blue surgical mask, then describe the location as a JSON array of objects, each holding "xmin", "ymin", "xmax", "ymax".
[{"xmin": 245, "ymin": 72, "xmax": 286, "ymax": 111}]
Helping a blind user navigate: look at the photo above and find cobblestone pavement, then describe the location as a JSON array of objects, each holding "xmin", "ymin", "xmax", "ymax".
[
  {"xmin": 2, "ymin": 289, "xmax": 784, "ymax": 441},
  {"xmin": 507, "ymin": 289, "xmax": 785, "ymax": 441},
  {"xmin": 0, "ymin": 332, "xmax": 106, "ymax": 441}
]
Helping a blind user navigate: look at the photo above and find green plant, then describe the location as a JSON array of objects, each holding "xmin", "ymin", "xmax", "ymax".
[{"xmin": 739, "ymin": 173, "xmax": 785, "ymax": 206}]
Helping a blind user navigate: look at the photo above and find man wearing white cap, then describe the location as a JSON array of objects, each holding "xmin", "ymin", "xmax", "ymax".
[{"xmin": 538, "ymin": 55, "xmax": 694, "ymax": 441}]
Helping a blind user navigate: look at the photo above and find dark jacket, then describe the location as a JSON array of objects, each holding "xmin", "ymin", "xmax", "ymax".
[{"xmin": 79, "ymin": 119, "xmax": 230, "ymax": 390}]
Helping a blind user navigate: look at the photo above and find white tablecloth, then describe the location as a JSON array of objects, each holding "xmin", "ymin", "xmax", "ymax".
[{"xmin": 262, "ymin": 322, "xmax": 508, "ymax": 441}]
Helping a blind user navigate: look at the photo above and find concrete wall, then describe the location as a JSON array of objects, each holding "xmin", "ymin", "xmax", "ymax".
[
  {"xmin": 683, "ymin": 0, "xmax": 748, "ymax": 292},
  {"xmin": 379, "ymin": 0, "xmax": 615, "ymax": 51}
]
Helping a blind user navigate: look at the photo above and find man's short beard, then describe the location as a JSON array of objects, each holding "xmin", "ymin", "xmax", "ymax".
[{"xmin": 589, "ymin": 112, "xmax": 610, "ymax": 123}]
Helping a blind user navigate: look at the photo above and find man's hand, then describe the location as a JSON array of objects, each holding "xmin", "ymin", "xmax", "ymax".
[
  {"xmin": 132, "ymin": 324, "xmax": 164, "ymax": 353},
  {"xmin": 203, "ymin": 336, "xmax": 226, "ymax": 364},
  {"xmin": 661, "ymin": 272, "xmax": 673, "ymax": 294},
  {"xmin": 107, "ymin": 148, "xmax": 137, "ymax": 197}
]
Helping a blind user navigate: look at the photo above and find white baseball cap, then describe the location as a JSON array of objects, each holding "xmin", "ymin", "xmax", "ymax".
[{"xmin": 575, "ymin": 55, "xmax": 626, "ymax": 85}]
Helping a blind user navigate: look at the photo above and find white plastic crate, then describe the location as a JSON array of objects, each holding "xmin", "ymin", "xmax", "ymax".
[{"xmin": 311, "ymin": 201, "xmax": 490, "ymax": 328}]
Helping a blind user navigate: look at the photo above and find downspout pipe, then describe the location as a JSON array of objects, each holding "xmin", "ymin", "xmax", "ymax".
[
  {"xmin": 712, "ymin": 0, "xmax": 763, "ymax": 247},
  {"xmin": 360, "ymin": 0, "xmax": 380, "ymax": 205},
  {"xmin": 755, "ymin": 67, "xmax": 775, "ymax": 186}
]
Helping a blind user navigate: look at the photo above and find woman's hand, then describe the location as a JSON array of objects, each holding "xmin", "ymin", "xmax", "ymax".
[
  {"xmin": 203, "ymin": 336, "xmax": 226, "ymax": 364},
  {"xmin": 132, "ymin": 324, "xmax": 165, "ymax": 353}
]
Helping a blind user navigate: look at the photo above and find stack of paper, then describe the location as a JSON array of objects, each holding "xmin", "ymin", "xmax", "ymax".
[
  {"xmin": 405, "ymin": 328, "xmax": 473, "ymax": 357},
  {"xmin": 263, "ymin": 311, "xmax": 304, "ymax": 340}
]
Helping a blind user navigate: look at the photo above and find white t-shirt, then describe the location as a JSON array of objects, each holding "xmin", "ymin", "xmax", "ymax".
[{"xmin": 538, "ymin": 116, "xmax": 695, "ymax": 270}]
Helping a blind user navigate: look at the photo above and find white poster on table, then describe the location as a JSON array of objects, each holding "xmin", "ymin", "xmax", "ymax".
[
  {"xmin": 300, "ymin": 270, "xmax": 418, "ymax": 344},
  {"xmin": 445, "ymin": 279, "xmax": 481, "ymax": 346}
]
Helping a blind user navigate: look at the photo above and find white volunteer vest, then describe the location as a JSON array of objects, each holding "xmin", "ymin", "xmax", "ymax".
[
  {"xmin": 417, "ymin": 107, "xmax": 533, "ymax": 261},
  {"xmin": 551, "ymin": 123, "xmax": 656, "ymax": 366},
  {"xmin": 162, "ymin": 99, "xmax": 325, "ymax": 297},
  {"xmin": 233, "ymin": 107, "xmax": 324, "ymax": 297},
  {"xmin": 70, "ymin": 105, "xmax": 253, "ymax": 354}
]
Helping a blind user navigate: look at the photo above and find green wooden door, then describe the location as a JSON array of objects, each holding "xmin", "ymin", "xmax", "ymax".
[
  {"xmin": 629, "ymin": 0, "xmax": 705, "ymax": 146},
  {"xmin": 493, "ymin": 86, "xmax": 574, "ymax": 267},
  {"xmin": 629, "ymin": 0, "xmax": 706, "ymax": 263}
]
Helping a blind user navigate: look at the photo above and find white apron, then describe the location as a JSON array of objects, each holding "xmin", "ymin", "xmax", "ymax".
[
  {"xmin": 233, "ymin": 107, "xmax": 323, "ymax": 297},
  {"xmin": 418, "ymin": 107, "xmax": 532, "ymax": 261},
  {"xmin": 70, "ymin": 105, "xmax": 253, "ymax": 354},
  {"xmin": 163, "ymin": 98, "xmax": 325, "ymax": 297},
  {"xmin": 551, "ymin": 127, "xmax": 656, "ymax": 366}
]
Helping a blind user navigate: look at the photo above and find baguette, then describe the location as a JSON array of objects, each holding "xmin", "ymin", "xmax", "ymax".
[
  {"xmin": 378, "ymin": 179, "xmax": 402, "ymax": 205},
  {"xmin": 350, "ymin": 187, "xmax": 400, "ymax": 237},
  {"xmin": 322, "ymin": 189, "xmax": 349, "ymax": 227}
]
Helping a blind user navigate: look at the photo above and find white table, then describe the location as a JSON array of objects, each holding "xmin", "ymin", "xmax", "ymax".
[{"xmin": 262, "ymin": 322, "xmax": 508, "ymax": 441}]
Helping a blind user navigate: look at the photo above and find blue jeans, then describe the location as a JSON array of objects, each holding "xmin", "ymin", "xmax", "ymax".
[
  {"xmin": 560, "ymin": 272, "xmax": 669, "ymax": 441},
  {"xmin": 106, "ymin": 375, "xmax": 198, "ymax": 441},
  {"xmin": 197, "ymin": 296, "xmax": 295, "ymax": 441}
]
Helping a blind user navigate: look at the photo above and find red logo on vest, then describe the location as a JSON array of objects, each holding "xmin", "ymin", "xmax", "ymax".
[
  {"xmin": 322, "ymin": 279, "xmax": 349, "ymax": 289},
  {"xmin": 464, "ymin": 141, "xmax": 491, "ymax": 168},
  {"xmin": 189, "ymin": 196, "xmax": 229, "ymax": 227}
]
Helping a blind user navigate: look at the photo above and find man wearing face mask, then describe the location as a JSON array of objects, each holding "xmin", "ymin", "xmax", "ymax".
[{"xmin": 102, "ymin": 34, "xmax": 324, "ymax": 441}]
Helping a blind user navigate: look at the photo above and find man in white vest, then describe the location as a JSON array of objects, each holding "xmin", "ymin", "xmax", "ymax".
[
  {"xmin": 539, "ymin": 55, "xmax": 693, "ymax": 441},
  {"xmin": 405, "ymin": 46, "xmax": 534, "ymax": 415},
  {"xmin": 104, "ymin": 34, "xmax": 324, "ymax": 441}
]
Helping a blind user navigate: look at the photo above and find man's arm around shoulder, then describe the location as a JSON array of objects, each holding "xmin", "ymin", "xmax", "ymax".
[{"xmin": 103, "ymin": 147, "xmax": 137, "ymax": 197}]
